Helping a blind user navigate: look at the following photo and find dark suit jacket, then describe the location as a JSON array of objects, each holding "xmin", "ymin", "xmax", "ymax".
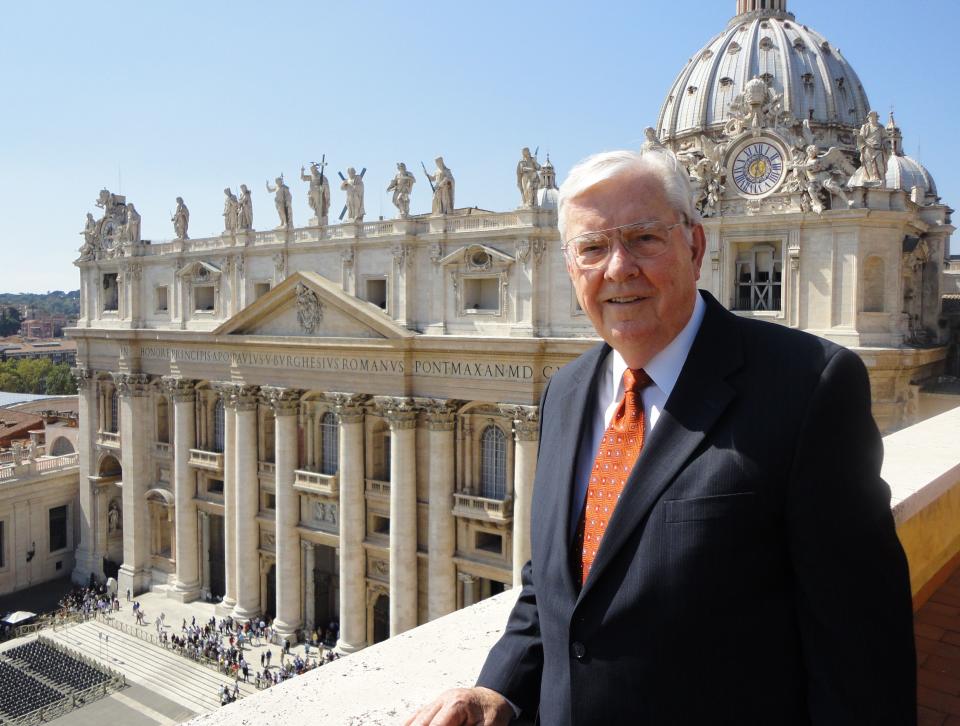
[{"xmin": 477, "ymin": 291, "xmax": 916, "ymax": 725}]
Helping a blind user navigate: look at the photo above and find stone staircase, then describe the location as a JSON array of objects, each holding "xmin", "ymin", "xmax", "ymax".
[{"xmin": 47, "ymin": 619, "xmax": 258, "ymax": 714}]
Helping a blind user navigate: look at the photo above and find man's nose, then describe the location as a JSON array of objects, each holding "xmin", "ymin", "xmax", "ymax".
[{"xmin": 604, "ymin": 237, "xmax": 641, "ymax": 281}]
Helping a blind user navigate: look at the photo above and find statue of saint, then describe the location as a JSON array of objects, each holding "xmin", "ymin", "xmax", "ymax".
[
  {"xmin": 125, "ymin": 203, "xmax": 141, "ymax": 243},
  {"xmin": 516, "ymin": 147, "xmax": 541, "ymax": 208},
  {"xmin": 237, "ymin": 184, "xmax": 253, "ymax": 231},
  {"xmin": 79, "ymin": 213, "xmax": 98, "ymax": 258},
  {"xmin": 340, "ymin": 167, "xmax": 365, "ymax": 222},
  {"xmin": 856, "ymin": 111, "xmax": 889, "ymax": 185},
  {"xmin": 386, "ymin": 162, "xmax": 416, "ymax": 218},
  {"xmin": 172, "ymin": 197, "xmax": 190, "ymax": 240},
  {"xmin": 266, "ymin": 176, "xmax": 294, "ymax": 229},
  {"xmin": 108, "ymin": 500, "xmax": 121, "ymax": 533},
  {"xmin": 300, "ymin": 163, "xmax": 331, "ymax": 225},
  {"xmin": 428, "ymin": 156, "xmax": 455, "ymax": 215},
  {"xmin": 797, "ymin": 145, "xmax": 856, "ymax": 215},
  {"xmin": 223, "ymin": 188, "xmax": 239, "ymax": 234}
]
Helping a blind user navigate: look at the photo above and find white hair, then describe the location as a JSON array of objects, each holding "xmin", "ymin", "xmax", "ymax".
[{"xmin": 557, "ymin": 148, "xmax": 701, "ymax": 241}]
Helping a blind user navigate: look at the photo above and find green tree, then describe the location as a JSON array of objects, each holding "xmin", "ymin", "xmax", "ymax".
[
  {"xmin": 43, "ymin": 364, "xmax": 78, "ymax": 395},
  {"xmin": 0, "ymin": 307, "xmax": 21, "ymax": 336}
]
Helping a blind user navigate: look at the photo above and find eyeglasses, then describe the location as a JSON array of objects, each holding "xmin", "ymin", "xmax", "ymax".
[{"xmin": 562, "ymin": 220, "xmax": 687, "ymax": 270}]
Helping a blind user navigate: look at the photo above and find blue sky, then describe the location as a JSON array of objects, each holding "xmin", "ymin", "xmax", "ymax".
[{"xmin": 0, "ymin": 0, "xmax": 955, "ymax": 293}]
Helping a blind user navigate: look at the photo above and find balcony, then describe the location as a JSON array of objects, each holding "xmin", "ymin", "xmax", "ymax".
[
  {"xmin": 453, "ymin": 493, "xmax": 513, "ymax": 523},
  {"xmin": 294, "ymin": 469, "xmax": 338, "ymax": 496},
  {"xmin": 153, "ymin": 442, "xmax": 172, "ymax": 459},
  {"xmin": 188, "ymin": 448, "xmax": 224, "ymax": 471},
  {"xmin": 187, "ymin": 408, "xmax": 960, "ymax": 726},
  {"xmin": 365, "ymin": 478, "xmax": 390, "ymax": 497},
  {"xmin": 258, "ymin": 461, "xmax": 276, "ymax": 479},
  {"xmin": 0, "ymin": 453, "xmax": 79, "ymax": 483},
  {"xmin": 96, "ymin": 431, "xmax": 120, "ymax": 449}
]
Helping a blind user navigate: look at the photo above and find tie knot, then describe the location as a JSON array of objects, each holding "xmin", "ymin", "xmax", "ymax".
[{"xmin": 623, "ymin": 368, "xmax": 651, "ymax": 394}]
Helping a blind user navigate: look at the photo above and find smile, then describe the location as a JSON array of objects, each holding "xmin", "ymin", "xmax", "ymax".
[{"xmin": 607, "ymin": 296, "xmax": 645, "ymax": 304}]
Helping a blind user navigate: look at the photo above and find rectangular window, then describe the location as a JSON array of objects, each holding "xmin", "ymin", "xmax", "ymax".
[
  {"xmin": 155, "ymin": 286, "xmax": 169, "ymax": 312},
  {"xmin": 194, "ymin": 285, "xmax": 215, "ymax": 311},
  {"xmin": 372, "ymin": 514, "xmax": 390, "ymax": 535},
  {"xmin": 364, "ymin": 278, "xmax": 387, "ymax": 310},
  {"xmin": 733, "ymin": 243, "xmax": 782, "ymax": 312},
  {"xmin": 475, "ymin": 531, "xmax": 503, "ymax": 554},
  {"xmin": 49, "ymin": 505, "xmax": 68, "ymax": 552},
  {"xmin": 207, "ymin": 478, "xmax": 224, "ymax": 494},
  {"xmin": 463, "ymin": 277, "xmax": 500, "ymax": 312},
  {"xmin": 264, "ymin": 493, "xmax": 276, "ymax": 510},
  {"xmin": 254, "ymin": 282, "xmax": 271, "ymax": 300},
  {"xmin": 102, "ymin": 274, "xmax": 119, "ymax": 311}
]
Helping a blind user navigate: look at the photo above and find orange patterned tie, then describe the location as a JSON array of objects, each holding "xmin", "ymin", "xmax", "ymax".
[{"xmin": 576, "ymin": 368, "xmax": 651, "ymax": 585}]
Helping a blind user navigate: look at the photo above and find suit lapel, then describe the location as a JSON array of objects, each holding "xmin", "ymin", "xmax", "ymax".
[
  {"xmin": 577, "ymin": 293, "xmax": 744, "ymax": 603},
  {"xmin": 537, "ymin": 342, "xmax": 609, "ymax": 605}
]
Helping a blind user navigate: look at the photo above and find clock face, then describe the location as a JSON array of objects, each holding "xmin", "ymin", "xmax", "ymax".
[{"xmin": 731, "ymin": 141, "xmax": 784, "ymax": 197}]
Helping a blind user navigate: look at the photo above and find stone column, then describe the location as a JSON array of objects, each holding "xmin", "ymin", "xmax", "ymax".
[
  {"xmin": 200, "ymin": 511, "xmax": 211, "ymax": 599},
  {"xmin": 459, "ymin": 572, "xmax": 477, "ymax": 608},
  {"xmin": 216, "ymin": 385, "xmax": 238, "ymax": 613},
  {"xmin": 71, "ymin": 368, "xmax": 100, "ymax": 584},
  {"xmin": 263, "ymin": 387, "xmax": 302, "ymax": 639},
  {"xmin": 165, "ymin": 377, "xmax": 200, "ymax": 601},
  {"xmin": 114, "ymin": 373, "xmax": 152, "ymax": 596},
  {"xmin": 423, "ymin": 400, "xmax": 458, "ymax": 619},
  {"xmin": 502, "ymin": 406, "xmax": 539, "ymax": 586},
  {"xmin": 330, "ymin": 394, "xmax": 367, "ymax": 653},
  {"xmin": 232, "ymin": 385, "xmax": 261, "ymax": 621},
  {"xmin": 303, "ymin": 541, "xmax": 316, "ymax": 633},
  {"xmin": 378, "ymin": 397, "xmax": 418, "ymax": 636}
]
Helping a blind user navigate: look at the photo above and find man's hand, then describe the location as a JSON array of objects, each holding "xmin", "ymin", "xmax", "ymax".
[{"xmin": 404, "ymin": 686, "xmax": 513, "ymax": 726}]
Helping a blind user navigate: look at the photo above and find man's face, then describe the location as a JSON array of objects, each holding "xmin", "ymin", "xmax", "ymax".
[{"xmin": 563, "ymin": 168, "xmax": 706, "ymax": 368}]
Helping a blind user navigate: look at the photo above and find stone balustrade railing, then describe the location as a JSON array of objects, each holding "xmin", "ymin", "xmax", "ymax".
[
  {"xmin": 187, "ymin": 407, "xmax": 960, "ymax": 726},
  {"xmin": 293, "ymin": 469, "xmax": 338, "ymax": 495},
  {"xmin": 96, "ymin": 431, "xmax": 120, "ymax": 448},
  {"xmin": 364, "ymin": 478, "xmax": 390, "ymax": 496},
  {"xmin": 0, "ymin": 453, "xmax": 79, "ymax": 483},
  {"xmin": 117, "ymin": 209, "xmax": 546, "ymax": 260},
  {"xmin": 258, "ymin": 461, "xmax": 276, "ymax": 477},
  {"xmin": 188, "ymin": 449, "xmax": 224, "ymax": 471},
  {"xmin": 452, "ymin": 492, "xmax": 513, "ymax": 523},
  {"xmin": 153, "ymin": 442, "xmax": 172, "ymax": 458}
]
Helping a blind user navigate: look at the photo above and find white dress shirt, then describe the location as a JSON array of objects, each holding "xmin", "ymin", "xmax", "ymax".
[{"xmin": 568, "ymin": 292, "xmax": 706, "ymax": 537}]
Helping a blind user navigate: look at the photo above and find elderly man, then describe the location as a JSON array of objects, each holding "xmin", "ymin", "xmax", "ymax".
[{"xmin": 408, "ymin": 148, "xmax": 915, "ymax": 725}]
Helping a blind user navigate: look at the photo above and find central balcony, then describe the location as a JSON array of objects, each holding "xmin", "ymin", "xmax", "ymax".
[
  {"xmin": 453, "ymin": 493, "xmax": 513, "ymax": 523},
  {"xmin": 188, "ymin": 448, "xmax": 224, "ymax": 471},
  {"xmin": 294, "ymin": 469, "xmax": 338, "ymax": 496}
]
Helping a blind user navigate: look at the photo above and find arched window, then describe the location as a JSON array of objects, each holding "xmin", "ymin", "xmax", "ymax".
[
  {"xmin": 156, "ymin": 397, "xmax": 170, "ymax": 444},
  {"xmin": 320, "ymin": 412, "xmax": 339, "ymax": 475},
  {"xmin": 49, "ymin": 437, "xmax": 75, "ymax": 456},
  {"xmin": 109, "ymin": 390, "xmax": 119, "ymax": 433},
  {"xmin": 480, "ymin": 425, "xmax": 507, "ymax": 500},
  {"xmin": 213, "ymin": 398, "xmax": 225, "ymax": 453}
]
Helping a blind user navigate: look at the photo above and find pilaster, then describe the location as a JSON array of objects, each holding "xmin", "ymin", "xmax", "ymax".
[
  {"xmin": 262, "ymin": 386, "xmax": 302, "ymax": 637},
  {"xmin": 114, "ymin": 373, "xmax": 152, "ymax": 597},
  {"xmin": 164, "ymin": 377, "xmax": 200, "ymax": 602},
  {"xmin": 422, "ymin": 399, "xmax": 459, "ymax": 619},
  {"xmin": 376, "ymin": 396, "xmax": 418, "ymax": 636},
  {"xmin": 501, "ymin": 404, "xmax": 539, "ymax": 586},
  {"xmin": 330, "ymin": 393, "xmax": 368, "ymax": 654}
]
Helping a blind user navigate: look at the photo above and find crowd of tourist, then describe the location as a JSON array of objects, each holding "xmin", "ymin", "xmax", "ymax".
[{"xmin": 51, "ymin": 583, "xmax": 344, "ymax": 706}]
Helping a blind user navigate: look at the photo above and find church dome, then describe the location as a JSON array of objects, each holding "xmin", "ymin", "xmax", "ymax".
[
  {"xmin": 886, "ymin": 155, "xmax": 937, "ymax": 200},
  {"xmin": 656, "ymin": 0, "xmax": 870, "ymax": 142}
]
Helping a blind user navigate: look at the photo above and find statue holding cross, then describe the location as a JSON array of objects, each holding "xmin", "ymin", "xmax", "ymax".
[
  {"xmin": 339, "ymin": 166, "xmax": 366, "ymax": 222},
  {"xmin": 301, "ymin": 158, "xmax": 331, "ymax": 226}
]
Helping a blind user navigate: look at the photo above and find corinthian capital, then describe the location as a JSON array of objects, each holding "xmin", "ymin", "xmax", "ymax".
[
  {"xmin": 325, "ymin": 392, "xmax": 368, "ymax": 424},
  {"xmin": 71, "ymin": 367, "xmax": 95, "ymax": 392},
  {"xmin": 373, "ymin": 396, "xmax": 418, "ymax": 429},
  {"xmin": 498, "ymin": 404, "xmax": 540, "ymax": 441},
  {"xmin": 112, "ymin": 372, "xmax": 152, "ymax": 397},
  {"xmin": 260, "ymin": 386, "xmax": 302, "ymax": 415},
  {"xmin": 417, "ymin": 398, "xmax": 462, "ymax": 431},
  {"xmin": 161, "ymin": 376, "xmax": 197, "ymax": 402}
]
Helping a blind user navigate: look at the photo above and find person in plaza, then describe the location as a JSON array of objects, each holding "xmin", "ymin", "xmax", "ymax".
[{"xmin": 407, "ymin": 147, "xmax": 916, "ymax": 724}]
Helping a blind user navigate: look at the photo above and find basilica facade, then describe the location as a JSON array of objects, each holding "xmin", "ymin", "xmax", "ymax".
[{"xmin": 69, "ymin": 0, "xmax": 953, "ymax": 651}]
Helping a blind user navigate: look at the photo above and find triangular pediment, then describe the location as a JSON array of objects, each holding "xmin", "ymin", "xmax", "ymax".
[
  {"xmin": 213, "ymin": 271, "xmax": 413, "ymax": 339},
  {"xmin": 438, "ymin": 243, "xmax": 515, "ymax": 268}
]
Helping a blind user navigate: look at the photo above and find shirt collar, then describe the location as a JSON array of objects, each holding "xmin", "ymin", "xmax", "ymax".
[{"xmin": 610, "ymin": 291, "xmax": 706, "ymax": 398}]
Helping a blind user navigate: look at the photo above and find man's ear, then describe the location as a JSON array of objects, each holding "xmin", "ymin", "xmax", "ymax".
[{"xmin": 690, "ymin": 224, "xmax": 707, "ymax": 281}]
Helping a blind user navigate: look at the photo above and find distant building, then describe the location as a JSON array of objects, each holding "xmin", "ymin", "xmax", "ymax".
[
  {"xmin": 0, "ymin": 338, "xmax": 77, "ymax": 366},
  {"xmin": 20, "ymin": 315, "xmax": 74, "ymax": 339},
  {"xmin": 0, "ymin": 404, "xmax": 79, "ymax": 596}
]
